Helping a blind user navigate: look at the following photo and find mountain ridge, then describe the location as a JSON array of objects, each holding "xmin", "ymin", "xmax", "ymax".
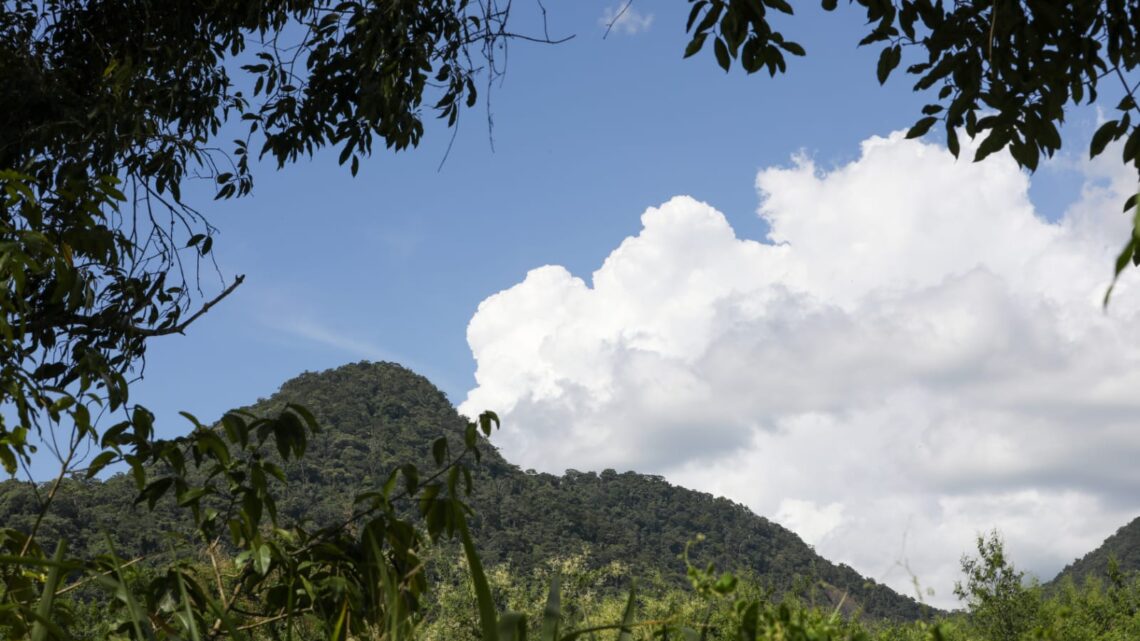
[
  {"xmin": 234, "ymin": 361, "xmax": 932, "ymax": 619},
  {"xmin": 3, "ymin": 361, "xmax": 931, "ymax": 619},
  {"xmin": 1048, "ymin": 516, "xmax": 1140, "ymax": 588}
]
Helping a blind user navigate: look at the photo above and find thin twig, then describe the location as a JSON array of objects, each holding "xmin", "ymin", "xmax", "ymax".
[{"xmin": 603, "ymin": 0, "xmax": 634, "ymax": 40}]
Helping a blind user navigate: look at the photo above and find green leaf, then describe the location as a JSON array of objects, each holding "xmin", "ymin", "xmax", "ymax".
[
  {"xmin": 498, "ymin": 612, "xmax": 528, "ymax": 641},
  {"xmin": 30, "ymin": 540, "xmax": 67, "ymax": 641},
  {"xmin": 432, "ymin": 436, "xmax": 448, "ymax": 466},
  {"xmin": 539, "ymin": 574, "xmax": 561, "ymax": 641},
  {"xmin": 255, "ymin": 543, "xmax": 272, "ymax": 575},
  {"xmin": 1104, "ymin": 237, "xmax": 1137, "ymax": 307},
  {"xmin": 457, "ymin": 511, "xmax": 499, "ymax": 641},
  {"xmin": 479, "ymin": 410, "xmax": 500, "ymax": 436},
  {"xmin": 616, "ymin": 581, "xmax": 637, "ymax": 641},
  {"xmin": 136, "ymin": 477, "xmax": 174, "ymax": 509},
  {"xmin": 86, "ymin": 451, "xmax": 118, "ymax": 479},
  {"xmin": 402, "ymin": 463, "xmax": 419, "ymax": 495}
]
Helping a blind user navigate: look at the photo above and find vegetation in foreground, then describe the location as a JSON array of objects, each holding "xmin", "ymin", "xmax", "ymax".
[
  {"xmin": 0, "ymin": 362, "xmax": 1138, "ymax": 640},
  {"xmin": 4, "ymin": 1, "xmax": 1140, "ymax": 639},
  {"xmin": 0, "ymin": 363, "xmax": 928, "ymax": 622}
]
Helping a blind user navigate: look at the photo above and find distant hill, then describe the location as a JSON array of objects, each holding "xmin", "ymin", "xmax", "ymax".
[
  {"xmin": 0, "ymin": 361, "xmax": 930, "ymax": 620},
  {"xmin": 1050, "ymin": 517, "xmax": 1140, "ymax": 587}
]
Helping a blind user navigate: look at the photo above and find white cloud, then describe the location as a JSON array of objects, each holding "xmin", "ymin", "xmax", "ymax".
[
  {"xmin": 459, "ymin": 132, "xmax": 1140, "ymax": 607},
  {"xmin": 599, "ymin": 4, "xmax": 653, "ymax": 36}
]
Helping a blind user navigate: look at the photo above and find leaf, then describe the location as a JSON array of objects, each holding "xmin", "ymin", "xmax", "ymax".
[
  {"xmin": 432, "ymin": 436, "xmax": 448, "ymax": 466},
  {"xmin": 1123, "ymin": 126, "xmax": 1140, "ymax": 165},
  {"xmin": 906, "ymin": 116, "xmax": 937, "ymax": 139},
  {"xmin": 457, "ymin": 511, "xmax": 499, "ymax": 641},
  {"xmin": 876, "ymin": 45, "xmax": 901, "ymax": 84},
  {"xmin": 479, "ymin": 410, "xmax": 500, "ymax": 436},
  {"xmin": 762, "ymin": 0, "xmax": 794, "ymax": 15},
  {"xmin": 1123, "ymin": 192, "xmax": 1138, "ymax": 213},
  {"xmin": 402, "ymin": 463, "xmax": 419, "ymax": 495},
  {"xmin": 714, "ymin": 38, "xmax": 731, "ymax": 71},
  {"xmin": 29, "ymin": 540, "xmax": 67, "ymax": 641},
  {"xmin": 498, "ymin": 612, "xmax": 528, "ymax": 641},
  {"xmin": 254, "ymin": 543, "xmax": 272, "ymax": 575},
  {"xmin": 946, "ymin": 127, "xmax": 961, "ymax": 157},
  {"xmin": 1104, "ymin": 237, "xmax": 1137, "ymax": 307},
  {"xmin": 1090, "ymin": 119, "xmax": 1120, "ymax": 158},
  {"xmin": 538, "ymin": 574, "xmax": 561, "ymax": 641},
  {"xmin": 136, "ymin": 477, "xmax": 174, "ymax": 509},
  {"xmin": 686, "ymin": 1, "xmax": 708, "ymax": 32},
  {"xmin": 781, "ymin": 40, "xmax": 806, "ymax": 56},
  {"xmin": 974, "ymin": 127, "xmax": 1010, "ymax": 162},
  {"xmin": 684, "ymin": 33, "xmax": 708, "ymax": 59},
  {"xmin": 86, "ymin": 451, "xmax": 118, "ymax": 479},
  {"xmin": 616, "ymin": 581, "xmax": 637, "ymax": 641}
]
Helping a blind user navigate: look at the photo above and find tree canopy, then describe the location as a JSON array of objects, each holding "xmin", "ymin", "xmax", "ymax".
[
  {"xmin": 684, "ymin": 0, "xmax": 1140, "ymax": 295},
  {"xmin": 3, "ymin": 0, "xmax": 1138, "ymax": 475},
  {"xmin": 0, "ymin": 0, "xmax": 538, "ymax": 474},
  {"xmin": 3, "ymin": 1, "xmax": 1140, "ymax": 639}
]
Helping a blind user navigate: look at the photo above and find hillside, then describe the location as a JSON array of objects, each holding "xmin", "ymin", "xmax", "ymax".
[
  {"xmin": 0, "ymin": 361, "xmax": 929, "ymax": 620},
  {"xmin": 1050, "ymin": 517, "xmax": 1140, "ymax": 587}
]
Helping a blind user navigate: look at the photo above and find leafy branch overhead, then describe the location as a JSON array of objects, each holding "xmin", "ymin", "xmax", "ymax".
[
  {"xmin": 684, "ymin": 0, "xmax": 1140, "ymax": 296},
  {"xmin": 0, "ymin": 0, "xmax": 550, "ymax": 472}
]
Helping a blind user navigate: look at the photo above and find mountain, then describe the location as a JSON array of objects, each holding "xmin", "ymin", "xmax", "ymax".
[
  {"xmin": 0, "ymin": 361, "xmax": 929, "ymax": 620},
  {"xmin": 1050, "ymin": 517, "xmax": 1140, "ymax": 587}
]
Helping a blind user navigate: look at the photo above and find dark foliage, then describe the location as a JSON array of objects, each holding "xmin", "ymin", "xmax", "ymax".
[{"xmin": 2, "ymin": 361, "xmax": 929, "ymax": 621}]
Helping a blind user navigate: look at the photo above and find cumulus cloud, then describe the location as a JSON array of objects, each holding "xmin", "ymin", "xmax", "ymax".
[
  {"xmin": 599, "ymin": 4, "xmax": 653, "ymax": 36},
  {"xmin": 459, "ymin": 132, "xmax": 1140, "ymax": 607}
]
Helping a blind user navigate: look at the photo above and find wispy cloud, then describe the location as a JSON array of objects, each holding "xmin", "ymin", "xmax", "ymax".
[
  {"xmin": 599, "ymin": 3, "xmax": 654, "ymax": 36},
  {"xmin": 273, "ymin": 317, "xmax": 393, "ymax": 362}
]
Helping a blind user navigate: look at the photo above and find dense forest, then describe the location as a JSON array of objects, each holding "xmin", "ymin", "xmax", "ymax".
[
  {"xmin": 3, "ymin": 361, "xmax": 1140, "ymax": 640},
  {"xmin": 1, "ymin": 362, "xmax": 927, "ymax": 620}
]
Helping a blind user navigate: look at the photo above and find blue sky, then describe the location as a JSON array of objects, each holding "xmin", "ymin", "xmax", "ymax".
[
  {"xmin": 37, "ymin": 1, "xmax": 1140, "ymax": 607},
  {"xmin": 134, "ymin": 1, "xmax": 1083, "ymax": 419}
]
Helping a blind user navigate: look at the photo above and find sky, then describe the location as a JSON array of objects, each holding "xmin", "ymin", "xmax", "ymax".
[{"xmin": 35, "ymin": 1, "xmax": 1140, "ymax": 609}]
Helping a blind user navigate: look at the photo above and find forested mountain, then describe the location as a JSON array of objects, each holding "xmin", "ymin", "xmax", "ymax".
[
  {"xmin": 1, "ymin": 362, "xmax": 929, "ymax": 620},
  {"xmin": 1050, "ymin": 517, "xmax": 1140, "ymax": 587}
]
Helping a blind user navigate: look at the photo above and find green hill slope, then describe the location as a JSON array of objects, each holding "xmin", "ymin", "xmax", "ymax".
[
  {"xmin": 0, "ymin": 361, "xmax": 929, "ymax": 620},
  {"xmin": 1050, "ymin": 517, "xmax": 1140, "ymax": 587}
]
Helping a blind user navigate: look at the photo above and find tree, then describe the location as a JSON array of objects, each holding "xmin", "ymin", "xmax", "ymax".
[
  {"xmin": 684, "ymin": 0, "xmax": 1140, "ymax": 298},
  {"xmin": 2, "ymin": 1, "xmax": 1137, "ymax": 637},
  {"xmin": 0, "ymin": 0, "xmax": 561, "ymax": 479},
  {"xmin": 954, "ymin": 531, "xmax": 1040, "ymax": 641},
  {"xmin": 1, "ymin": 1, "xmax": 532, "ymax": 637}
]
